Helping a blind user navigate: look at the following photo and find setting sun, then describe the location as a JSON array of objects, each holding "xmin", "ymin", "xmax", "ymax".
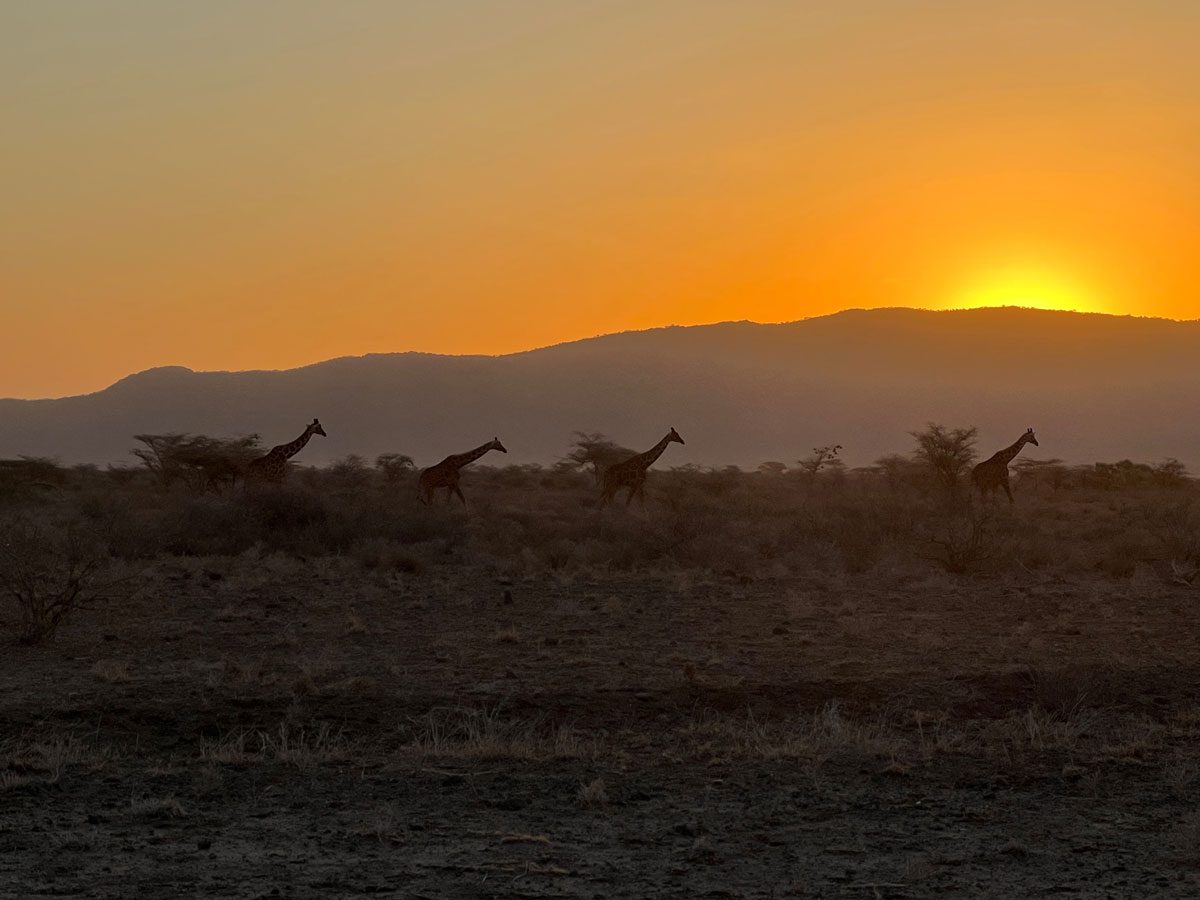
[{"xmin": 947, "ymin": 266, "xmax": 1107, "ymax": 315}]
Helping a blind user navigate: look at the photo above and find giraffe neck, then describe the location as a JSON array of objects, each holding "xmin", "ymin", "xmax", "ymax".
[
  {"xmin": 994, "ymin": 435, "xmax": 1030, "ymax": 466},
  {"xmin": 632, "ymin": 433, "xmax": 674, "ymax": 471},
  {"xmin": 277, "ymin": 428, "xmax": 314, "ymax": 460},
  {"xmin": 447, "ymin": 442, "xmax": 495, "ymax": 470}
]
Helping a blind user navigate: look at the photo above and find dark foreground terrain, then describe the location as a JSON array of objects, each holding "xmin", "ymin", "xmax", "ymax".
[{"xmin": 5, "ymin": 553, "xmax": 1200, "ymax": 897}]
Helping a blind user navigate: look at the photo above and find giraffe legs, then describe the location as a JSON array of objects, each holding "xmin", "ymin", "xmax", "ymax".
[
  {"xmin": 598, "ymin": 475, "xmax": 652, "ymax": 509},
  {"xmin": 452, "ymin": 484, "xmax": 467, "ymax": 505},
  {"xmin": 598, "ymin": 475, "xmax": 619, "ymax": 508},
  {"xmin": 976, "ymin": 478, "xmax": 1014, "ymax": 505},
  {"xmin": 624, "ymin": 476, "xmax": 647, "ymax": 507}
]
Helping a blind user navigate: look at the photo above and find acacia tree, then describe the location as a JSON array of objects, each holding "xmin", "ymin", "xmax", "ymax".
[
  {"xmin": 1154, "ymin": 458, "xmax": 1190, "ymax": 488},
  {"xmin": 911, "ymin": 423, "xmax": 977, "ymax": 501},
  {"xmin": 375, "ymin": 453, "xmax": 416, "ymax": 484},
  {"xmin": 132, "ymin": 433, "xmax": 260, "ymax": 492},
  {"xmin": 796, "ymin": 444, "xmax": 844, "ymax": 482},
  {"xmin": 557, "ymin": 432, "xmax": 635, "ymax": 483}
]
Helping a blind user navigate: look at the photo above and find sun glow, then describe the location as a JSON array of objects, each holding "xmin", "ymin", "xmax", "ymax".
[{"xmin": 947, "ymin": 266, "xmax": 1108, "ymax": 315}]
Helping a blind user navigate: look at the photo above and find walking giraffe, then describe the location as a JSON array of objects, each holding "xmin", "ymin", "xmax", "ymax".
[
  {"xmin": 599, "ymin": 428, "xmax": 685, "ymax": 508},
  {"xmin": 417, "ymin": 438, "xmax": 507, "ymax": 505},
  {"xmin": 245, "ymin": 419, "xmax": 327, "ymax": 484},
  {"xmin": 971, "ymin": 427, "xmax": 1038, "ymax": 503}
]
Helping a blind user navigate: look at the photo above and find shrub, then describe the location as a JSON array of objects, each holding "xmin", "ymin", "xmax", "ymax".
[
  {"xmin": 375, "ymin": 453, "xmax": 415, "ymax": 484},
  {"xmin": 558, "ymin": 432, "xmax": 635, "ymax": 483},
  {"xmin": 796, "ymin": 444, "xmax": 844, "ymax": 482},
  {"xmin": 0, "ymin": 518, "xmax": 125, "ymax": 644},
  {"xmin": 911, "ymin": 423, "xmax": 978, "ymax": 501},
  {"xmin": 920, "ymin": 509, "xmax": 994, "ymax": 575}
]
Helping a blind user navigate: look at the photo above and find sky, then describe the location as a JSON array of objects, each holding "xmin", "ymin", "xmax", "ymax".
[{"xmin": 2, "ymin": 1, "xmax": 1199, "ymax": 399}]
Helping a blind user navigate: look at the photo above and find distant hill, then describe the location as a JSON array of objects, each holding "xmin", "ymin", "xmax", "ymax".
[{"xmin": 2, "ymin": 307, "xmax": 1199, "ymax": 469}]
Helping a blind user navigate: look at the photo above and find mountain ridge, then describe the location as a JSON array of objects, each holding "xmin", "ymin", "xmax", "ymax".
[
  {"xmin": 3, "ymin": 307, "xmax": 1198, "ymax": 469},
  {"xmin": 16, "ymin": 306, "xmax": 1197, "ymax": 401}
]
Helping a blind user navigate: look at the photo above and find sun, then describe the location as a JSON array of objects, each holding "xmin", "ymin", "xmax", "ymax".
[{"xmin": 945, "ymin": 265, "xmax": 1108, "ymax": 314}]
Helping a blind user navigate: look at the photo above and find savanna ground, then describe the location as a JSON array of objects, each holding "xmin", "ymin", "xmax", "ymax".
[{"xmin": 5, "ymin": 441, "xmax": 1200, "ymax": 897}]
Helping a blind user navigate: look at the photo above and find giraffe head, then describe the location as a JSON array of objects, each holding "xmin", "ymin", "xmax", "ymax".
[
  {"xmin": 1024, "ymin": 427, "xmax": 1038, "ymax": 447},
  {"xmin": 310, "ymin": 419, "xmax": 327, "ymax": 438},
  {"xmin": 491, "ymin": 437, "xmax": 508, "ymax": 453},
  {"xmin": 668, "ymin": 427, "xmax": 685, "ymax": 446}
]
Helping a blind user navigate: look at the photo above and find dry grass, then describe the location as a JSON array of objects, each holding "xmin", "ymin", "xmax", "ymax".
[
  {"xmin": 91, "ymin": 658, "xmax": 132, "ymax": 683},
  {"xmin": 351, "ymin": 805, "xmax": 407, "ymax": 846},
  {"xmin": 672, "ymin": 704, "xmax": 903, "ymax": 767},
  {"xmin": 403, "ymin": 707, "xmax": 594, "ymax": 761},
  {"xmin": 199, "ymin": 722, "xmax": 352, "ymax": 769},
  {"xmin": 576, "ymin": 777, "xmax": 609, "ymax": 808},
  {"xmin": 345, "ymin": 610, "xmax": 368, "ymax": 635},
  {"xmin": 0, "ymin": 735, "xmax": 110, "ymax": 791}
]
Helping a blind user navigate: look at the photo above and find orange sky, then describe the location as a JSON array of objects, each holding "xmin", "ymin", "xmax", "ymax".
[{"xmin": 3, "ymin": 2, "xmax": 1199, "ymax": 398}]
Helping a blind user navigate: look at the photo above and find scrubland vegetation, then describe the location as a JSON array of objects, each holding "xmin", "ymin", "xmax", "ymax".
[
  {"xmin": 3, "ymin": 427, "xmax": 1200, "ymax": 894},
  {"xmin": 1, "ymin": 425, "xmax": 1197, "ymax": 638}
]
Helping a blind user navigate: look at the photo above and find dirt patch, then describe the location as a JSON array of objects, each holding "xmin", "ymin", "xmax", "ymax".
[{"xmin": 4, "ymin": 559, "xmax": 1200, "ymax": 896}]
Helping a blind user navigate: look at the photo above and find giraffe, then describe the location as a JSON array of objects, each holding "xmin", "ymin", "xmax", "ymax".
[
  {"xmin": 417, "ymin": 438, "xmax": 507, "ymax": 505},
  {"xmin": 599, "ymin": 428, "xmax": 685, "ymax": 508},
  {"xmin": 971, "ymin": 427, "xmax": 1038, "ymax": 503},
  {"xmin": 244, "ymin": 419, "xmax": 327, "ymax": 484}
]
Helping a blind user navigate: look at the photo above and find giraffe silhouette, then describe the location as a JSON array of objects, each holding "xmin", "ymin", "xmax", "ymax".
[
  {"xmin": 599, "ymin": 428, "xmax": 685, "ymax": 508},
  {"xmin": 971, "ymin": 428, "xmax": 1038, "ymax": 503},
  {"xmin": 245, "ymin": 419, "xmax": 327, "ymax": 484},
  {"xmin": 418, "ymin": 438, "xmax": 507, "ymax": 505}
]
